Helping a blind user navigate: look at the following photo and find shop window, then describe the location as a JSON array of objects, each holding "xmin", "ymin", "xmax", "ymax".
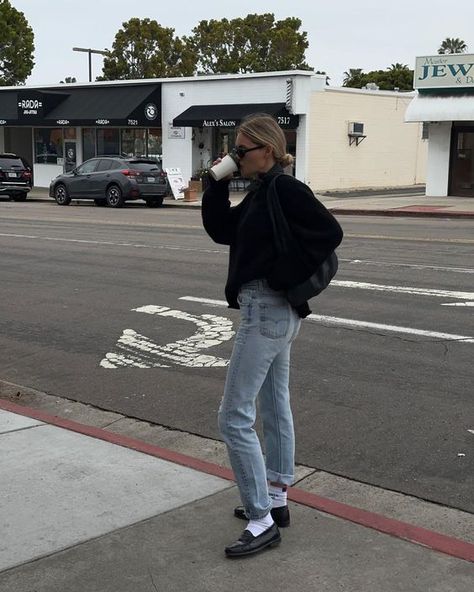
[
  {"xmin": 82, "ymin": 128, "xmax": 96, "ymax": 161},
  {"xmin": 34, "ymin": 128, "xmax": 63, "ymax": 164},
  {"xmin": 147, "ymin": 128, "xmax": 162, "ymax": 160},
  {"xmin": 121, "ymin": 128, "xmax": 147, "ymax": 157},
  {"xmin": 97, "ymin": 129, "xmax": 119, "ymax": 157},
  {"xmin": 213, "ymin": 130, "xmax": 237, "ymax": 160}
]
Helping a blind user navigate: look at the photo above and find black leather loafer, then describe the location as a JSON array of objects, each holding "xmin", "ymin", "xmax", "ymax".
[
  {"xmin": 225, "ymin": 524, "xmax": 281, "ymax": 558},
  {"xmin": 234, "ymin": 505, "xmax": 290, "ymax": 527}
]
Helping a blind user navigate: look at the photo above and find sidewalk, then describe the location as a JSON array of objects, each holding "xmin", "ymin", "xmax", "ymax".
[
  {"xmin": 1, "ymin": 396, "xmax": 473, "ymax": 592},
  {"xmin": 27, "ymin": 186, "xmax": 474, "ymax": 218}
]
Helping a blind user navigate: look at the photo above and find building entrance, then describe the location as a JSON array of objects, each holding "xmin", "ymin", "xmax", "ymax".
[{"xmin": 450, "ymin": 126, "xmax": 474, "ymax": 197}]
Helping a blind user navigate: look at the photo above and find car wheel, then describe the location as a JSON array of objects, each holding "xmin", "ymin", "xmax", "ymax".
[
  {"xmin": 94, "ymin": 199, "xmax": 107, "ymax": 207},
  {"xmin": 145, "ymin": 197, "xmax": 164, "ymax": 208},
  {"xmin": 12, "ymin": 193, "xmax": 27, "ymax": 202},
  {"xmin": 106, "ymin": 184, "xmax": 124, "ymax": 208},
  {"xmin": 54, "ymin": 184, "xmax": 71, "ymax": 205}
]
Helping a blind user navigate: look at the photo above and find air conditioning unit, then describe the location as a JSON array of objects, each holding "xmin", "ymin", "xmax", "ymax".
[{"xmin": 348, "ymin": 122, "xmax": 364, "ymax": 136}]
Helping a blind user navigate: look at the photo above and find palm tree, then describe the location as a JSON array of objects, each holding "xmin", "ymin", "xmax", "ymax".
[
  {"xmin": 438, "ymin": 38, "xmax": 468, "ymax": 54},
  {"xmin": 388, "ymin": 63, "xmax": 410, "ymax": 71},
  {"xmin": 343, "ymin": 68, "xmax": 363, "ymax": 86}
]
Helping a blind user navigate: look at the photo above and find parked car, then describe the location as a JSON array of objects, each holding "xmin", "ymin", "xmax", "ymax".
[
  {"xmin": 0, "ymin": 153, "xmax": 33, "ymax": 201},
  {"xmin": 49, "ymin": 156, "xmax": 170, "ymax": 208}
]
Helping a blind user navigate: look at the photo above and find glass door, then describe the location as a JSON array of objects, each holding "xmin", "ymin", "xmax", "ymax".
[{"xmin": 450, "ymin": 127, "xmax": 474, "ymax": 197}]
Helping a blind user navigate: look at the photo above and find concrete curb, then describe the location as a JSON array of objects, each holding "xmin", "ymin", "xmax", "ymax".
[{"xmin": 16, "ymin": 195, "xmax": 474, "ymax": 218}]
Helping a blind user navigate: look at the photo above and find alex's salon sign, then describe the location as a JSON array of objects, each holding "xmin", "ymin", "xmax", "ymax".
[{"xmin": 415, "ymin": 54, "xmax": 474, "ymax": 89}]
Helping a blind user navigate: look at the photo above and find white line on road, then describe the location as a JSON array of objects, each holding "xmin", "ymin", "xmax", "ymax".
[
  {"xmin": 340, "ymin": 259, "xmax": 474, "ymax": 275},
  {"xmin": 0, "ymin": 233, "xmax": 222, "ymax": 254},
  {"xmin": 180, "ymin": 296, "xmax": 474, "ymax": 343},
  {"xmin": 331, "ymin": 280, "xmax": 474, "ymax": 301},
  {"xmin": 441, "ymin": 302, "xmax": 474, "ymax": 307}
]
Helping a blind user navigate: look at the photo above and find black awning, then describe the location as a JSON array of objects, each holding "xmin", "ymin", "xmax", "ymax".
[
  {"xmin": 46, "ymin": 84, "xmax": 161, "ymax": 126},
  {"xmin": 0, "ymin": 91, "xmax": 20, "ymax": 123},
  {"xmin": 173, "ymin": 103, "xmax": 299, "ymax": 129}
]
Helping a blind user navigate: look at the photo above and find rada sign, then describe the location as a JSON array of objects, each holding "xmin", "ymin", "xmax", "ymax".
[{"xmin": 415, "ymin": 54, "xmax": 474, "ymax": 89}]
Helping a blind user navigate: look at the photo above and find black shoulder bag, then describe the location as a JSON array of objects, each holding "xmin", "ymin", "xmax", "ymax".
[{"xmin": 267, "ymin": 174, "xmax": 338, "ymax": 307}]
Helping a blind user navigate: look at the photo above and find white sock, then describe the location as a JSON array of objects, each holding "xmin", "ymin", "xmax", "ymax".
[
  {"xmin": 269, "ymin": 484, "xmax": 287, "ymax": 508},
  {"xmin": 246, "ymin": 512, "xmax": 274, "ymax": 537}
]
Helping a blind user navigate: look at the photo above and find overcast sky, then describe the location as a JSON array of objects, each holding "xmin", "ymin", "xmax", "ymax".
[{"xmin": 11, "ymin": 0, "xmax": 474, "ymax": 87}]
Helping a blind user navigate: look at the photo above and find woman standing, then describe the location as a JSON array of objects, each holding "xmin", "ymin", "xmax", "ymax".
[{"xmin": 202, "ymin": 114, "xmax": 343, "ymax": 557}]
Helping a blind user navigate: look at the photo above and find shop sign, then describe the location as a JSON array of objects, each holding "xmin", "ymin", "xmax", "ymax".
[
  {"xmin": 145, "ymin": 103, "xmax": 158, "ymax": 121},
  {"xmin": 165, "ymin": 167, "xmax": 185, "ymax": 199},
  {"xmin": 168, "ymin": 123, "xmax": 185, "ymax": 139},
  {"xmin": 17, "ymin": 92, "xmax": 45, "ymax": 120},
  {"xmin": 415, "ymin": 54, "xmax": 474, "ymax": 89},
  {"xmin": 202, "ymin": 119, "xmax": 236, "ymax": 127}
]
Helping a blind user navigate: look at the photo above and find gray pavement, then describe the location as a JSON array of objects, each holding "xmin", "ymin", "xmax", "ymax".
[
  {"xmin": 25, "ymin": 185, "xmax": 474, "ymax": 218},
  {"xmin": 2, "ymin": 187, "xmax": 473, "ymax": 589},
  {"xmin": 1, "ymin": 397, "xmax": 473, "ymax": 592}
]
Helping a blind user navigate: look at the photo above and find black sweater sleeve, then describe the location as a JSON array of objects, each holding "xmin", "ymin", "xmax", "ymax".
[
  {"xmin": 201, "ymin": 178, "xmax": 246, "ymax": 245},
  {"xmin": 276, "ymin": 175, "xmax": 343, "ymax": 267}
]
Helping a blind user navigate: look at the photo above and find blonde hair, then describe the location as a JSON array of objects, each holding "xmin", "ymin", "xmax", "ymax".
[{"xmin": 237, "ymin": 114, "xmax": 294, "ymax": 168}]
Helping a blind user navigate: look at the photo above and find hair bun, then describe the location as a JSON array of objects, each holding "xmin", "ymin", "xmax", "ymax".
[{"xmin": 279, "ymin": 153, "xmax": 294, "ymax": 167}]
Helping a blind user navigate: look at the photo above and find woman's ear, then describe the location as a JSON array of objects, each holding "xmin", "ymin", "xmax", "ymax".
[{"xmin": 264, "ymin": 145, "xmax": 273, "ymax": 159}]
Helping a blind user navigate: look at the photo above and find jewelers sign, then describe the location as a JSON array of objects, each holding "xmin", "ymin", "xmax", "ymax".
[{"xmin": 415, "ymin": 54, "xmax": 474, "ymax": 89}]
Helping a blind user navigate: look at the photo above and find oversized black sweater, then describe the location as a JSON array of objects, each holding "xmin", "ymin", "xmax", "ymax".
[{"xmin": 201, "ymin": 165, "xmax": 343, "ymax": 318}]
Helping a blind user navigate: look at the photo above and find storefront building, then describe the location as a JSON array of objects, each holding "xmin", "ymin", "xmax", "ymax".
[
  {"xmin": 0, "ymin": 81, "xmax": 163, "ymax": 187},
  {"xmin": 405, "ymin": 53, "xmax": 474, "ymax": 197},
  {"xmin": 0, "ymin": 71, "xmax": 316, "ymax": 188},
  {"xmin": 0, "ymin": 70, "xmax": 426, "ymax": 192}
]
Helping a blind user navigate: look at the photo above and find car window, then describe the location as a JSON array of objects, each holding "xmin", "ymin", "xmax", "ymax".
[
  {"xmin": 0, "ymin": 157, "xmax": 24, "ymax": 169},
  {"xmin": 108, "ymin": 160, "xmax": 123, "ymax": 170},
  {"xmin": 96, "ymin": 159, "xmax": 114, "ymax": 172},
  {"xmin": 125, "ymin": 160, "xmax": 161, "ymax": 172},
  {"xmin": 77, "ymin": 160, "xmax": 98, "ymax": 174}
]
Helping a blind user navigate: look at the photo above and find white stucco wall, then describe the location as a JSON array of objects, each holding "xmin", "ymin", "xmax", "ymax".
[
  {"xmin": 425, "ymin": 122, "xmax": 452, "ymax": 197},
  {"xmin": 307, "ymin": 88, "xmax": 427, "ymax": 191},
  {"xmin": 161, "ymin": 72, "xmax": 316, "ymax": 184}
]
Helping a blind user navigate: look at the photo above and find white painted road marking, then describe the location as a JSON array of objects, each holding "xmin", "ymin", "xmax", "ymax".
[
  {"xmin": 331, "ymin": 280, "xmax": 474, "ymax": 301},
  {"xmin": 0, "ymin": 233, "xmax": 222, "ymax": 254},
  {"xmin": 180, "ymin": 296, "xmax": 474, "ymax": 344},
  {"xmin": 341, "ymin": 259, "xmax": 474, "ymax": 275},
  {"xmin": 441, "ymin": 302, "xmax": 474, "ymax": 307},
  {"xmin": 100, "ymin": 306, "xmax": 234, "ymax": 369}
]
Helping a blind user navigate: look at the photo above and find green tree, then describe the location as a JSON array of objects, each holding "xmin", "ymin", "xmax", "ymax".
[
  {"xmin": 101, "ymin": 18, "xmax": 196, "ymax": 80},
  {"xmin": 187, "ymin": 13, "xmax": 311, "ymax": 74},
  {"xmin": 343, "ymin": 64, "xmax": 413, "ymax": 91},
  {"xmin": 343, "ymin": 68, "xmax": 364, "ymax": 87},
  {"xmin": 60, "ymin": 76, "xmax": 77, "ymax": 84},
  {"xmin": 438, "ymin": 37, "xmax": 468, "ymax": 54},
  {"xmin": 0, "ymin": 0, "xmax": 34, "ymax": 86}
]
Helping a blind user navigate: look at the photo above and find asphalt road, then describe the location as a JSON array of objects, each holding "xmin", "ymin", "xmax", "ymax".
[{"xmin": 1, "ymin": 200, "xmax": 473, "ymax": 512}]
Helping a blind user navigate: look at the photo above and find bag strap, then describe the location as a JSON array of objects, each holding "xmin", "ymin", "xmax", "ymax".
[{"xmin": 267, "ymin": 173, "xmax": 292, "ymax": 255}]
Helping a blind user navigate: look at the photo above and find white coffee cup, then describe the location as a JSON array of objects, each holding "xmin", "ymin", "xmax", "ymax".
[{"xmin": 209, "ymin": 154, "xmax": 239, "ymax": 181}]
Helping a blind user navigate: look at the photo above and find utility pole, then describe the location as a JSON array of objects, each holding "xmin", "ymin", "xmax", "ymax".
[{"xmin": 72, "ymin": 47, "xmax": 109, "ymax": 82}]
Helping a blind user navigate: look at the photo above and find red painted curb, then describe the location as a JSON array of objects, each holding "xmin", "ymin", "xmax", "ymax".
[
  {"xmin": 328, "ymin": 208, "xmax": 474, "ymax": 219},
  {"xmin": 1, "ymin": 398, "xmax": 473, "ymax": 563}
]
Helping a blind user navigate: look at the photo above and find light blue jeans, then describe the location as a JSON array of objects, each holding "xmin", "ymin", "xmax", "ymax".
[{"xmin": 218, "ymin": 279, "xmax": 301, "ymax": 519}]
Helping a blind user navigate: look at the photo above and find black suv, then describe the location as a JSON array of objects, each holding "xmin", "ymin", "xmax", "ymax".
[
  {"xmin": 49, "ymin": 156, "xmax": 170, "ymax": 208},
  {"xmin": 0, "ymin": 153, "xmax": 33, "ymax": 201}
]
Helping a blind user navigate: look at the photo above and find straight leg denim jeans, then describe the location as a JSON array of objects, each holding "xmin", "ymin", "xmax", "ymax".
[{"xmin": 218, "ymin": 279, "xmax": 301, "ymax": 520}]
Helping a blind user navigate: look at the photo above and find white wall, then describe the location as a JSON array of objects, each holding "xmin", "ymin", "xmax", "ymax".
[
  {"xmin": 0, "ymin": 128, "xmax": 4, "ymax": 152},
  {"xmin": 425, "ymin": 122, "xmax": 451, "ymax": 197},
  {"xmin": 161, "ymin": 73, "xmax": 313, "ymax": 184}
]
